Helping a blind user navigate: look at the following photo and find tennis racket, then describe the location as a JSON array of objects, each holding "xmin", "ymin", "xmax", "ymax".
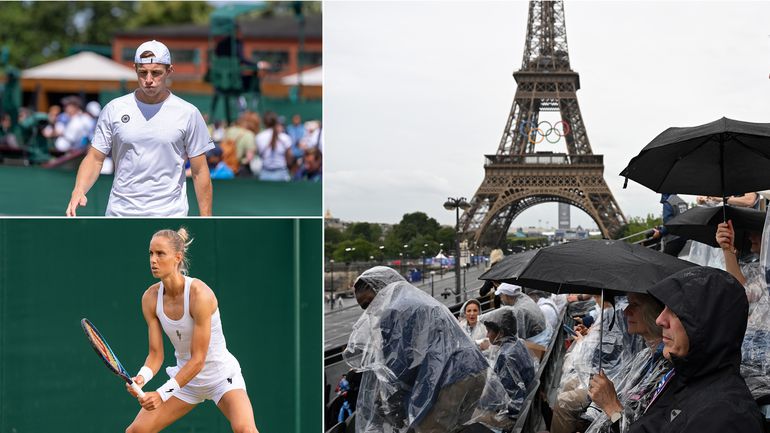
[{"xmin": 81, "ymin": 318, "xmax": 145, "ymax": 398}]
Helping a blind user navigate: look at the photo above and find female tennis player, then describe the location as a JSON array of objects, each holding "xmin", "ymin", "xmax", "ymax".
[{"xmin": 125, "ymin": 228, "xmax": 259, "ymax": 433}]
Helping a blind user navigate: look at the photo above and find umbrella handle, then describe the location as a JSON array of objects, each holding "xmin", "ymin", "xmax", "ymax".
[{"xmin": 722, "ymin": 196, "xmax": 727, "ymax": 222}]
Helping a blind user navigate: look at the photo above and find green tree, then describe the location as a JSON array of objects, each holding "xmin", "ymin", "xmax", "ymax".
[
  {"xmin": 332, "ymin": 239, "xmax": 376, "ymax": 263},
  {"xmin": 388, "ymin": 212, "xmax": 441, "ymax": 245},
  {"xmin": 345, "ymin": 222, "xmax": 382, "ymax": 244},
  {"xmin": 617, "ymin": 214, "xmax": 662, "ymax": 239},
  {"xmin": 436, "ymin": 227, "xmax": 456, "ymax": 252},
  {"xmin": 324, "ymin": 227, "xmax": 346, "ymax": 259},
  {"xmin": 125, "ymin": 1, "xmax": 212, "ymax": 29}
]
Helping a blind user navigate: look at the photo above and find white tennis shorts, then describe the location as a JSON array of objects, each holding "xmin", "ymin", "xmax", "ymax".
[{"xmin": 165, "ymin": 366, "xmax": 247, "ymax": 405}]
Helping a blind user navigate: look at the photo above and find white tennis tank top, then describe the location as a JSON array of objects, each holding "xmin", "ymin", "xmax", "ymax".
[{"xmin": 156, "ymin": 276, "xmax": 239, "ymax": 387}]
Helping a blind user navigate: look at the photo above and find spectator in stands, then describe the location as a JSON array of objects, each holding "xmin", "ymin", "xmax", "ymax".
[
  {"xmin": 286, "ymin": 113, "xmax": 305, "ymax": 147},
  {"xmin": 84, "ymin": 101, "xmax": 101, "ymax": 140},
  {"xmin": 255, "ymin": 111, "xmax": 292, "ymax": 181},
  {"xmin": 527, "ymin": 289, "xmax": 560, "ymax": 346},
  {"xmin": 221, "ymin": 111, "xmax": 260, "ymax": 176},
  {"xmin": 471, "ymin": 308, "xmax": 536, "ymax": 430},
  {"xmin": 650, "ymin": 194, "xmax": 689, "ymax": 257},
  {"xmin": 299, "ymin": 120, "xmax": 322, "ymax": 150},
  {"xmin": 551, "ymin": 294, "xmax": 625, "ymax": 433},
  {"xmin": 42, "ymin": 104, "xmax": 64, "ymax": 139},
  {"xmin": 0, "ymin": 113, "xmax": 17, "ymax": 147},
  {"xmin": 625, "ymin": 267, "xmax": 763, "ymax": 432},
  {"xmin": 716, "ymin": 220, "xmax": 770, "ymax": 415},
  {"xmin": 495, "ymin": 283, "xmax": 546, "ymax": 340},
  {"xmin": 585, "ymin": 292, "xmax": 670, "ymax": 433},
  {"xmin": 344, "ymin": 266, "xmax": 488, "ymax": 433},
  {"xmin": 54, "ymin": 96, "xmax": 94, "ymax": 153},
  {"xmin": 292, "ymin": 147, "xmax": 322, "ymax": 182},
  {"xmin": 206, "ymin": 147, "xmax": 234, "ymax": 179},
  {"xmin": 688, "ymin": 193, "xmax": 759, "ymax": 268},
  {"xmin": 479, "ymin": 249, "xmax": 505, "ymax": 308},
  {"xmin": 459, "ymin": 299, "xmax": 488, "ymax": 347}
]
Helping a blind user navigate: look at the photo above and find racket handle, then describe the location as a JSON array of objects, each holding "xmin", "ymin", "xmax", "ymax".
[{"xmin": 131, "ymin": 381, "xmax": 146, "ymax": 398}]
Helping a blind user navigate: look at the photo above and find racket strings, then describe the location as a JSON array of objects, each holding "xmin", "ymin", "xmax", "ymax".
[{"xmin": 85, "ymin": 323, "xmax": 121, "ymax": 370}]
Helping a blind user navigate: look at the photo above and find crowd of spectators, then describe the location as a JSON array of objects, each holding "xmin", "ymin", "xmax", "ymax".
[
  {"xmin": 337, "ymin": 200, "xmax": 770, "ymax": 433},
  {"xmin": 205, "ymin": 110, "xmax": 322, "ymax": 182},
  {"xmin": 0, "ymin": 98, "xmax": 322, "ymax": 183}
]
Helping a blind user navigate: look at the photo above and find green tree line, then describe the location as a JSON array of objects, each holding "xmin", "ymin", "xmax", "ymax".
[
  {"xmin": 0, "ymin": 1, "xmax": 320, "ymax": 69},
  {"xmin": 325, "ymin": 212, "xmax": 457, "ymax": 263}
]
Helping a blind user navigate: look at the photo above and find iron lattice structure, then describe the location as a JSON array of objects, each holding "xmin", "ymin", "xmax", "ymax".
[{"xmin": 461, "ymin": 0, "xmax": 626, "ymax": 248}]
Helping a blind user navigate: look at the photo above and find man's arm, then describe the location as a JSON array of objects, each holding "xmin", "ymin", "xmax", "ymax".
[
  {"xmin": 66, "ymin": 147, "xmax": 106, "ymax": 216},
  {"xmin": 189, "ymin": 154, "xmax": 212, "ymax": 216}
]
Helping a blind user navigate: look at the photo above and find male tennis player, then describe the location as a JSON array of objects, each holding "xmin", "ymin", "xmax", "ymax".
[
  {"xmin": 125, "ymin": 228, "xmax": 258, "ymax": 433},
  {"xmin": 66, "ymin": 40, "xmax": 214, "ymax": 217}
]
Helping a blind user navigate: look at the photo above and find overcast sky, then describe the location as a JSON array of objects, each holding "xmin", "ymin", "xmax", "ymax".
[{"xmin": 323, "ymin": 1, "xmax": 770, "ymax": 230}]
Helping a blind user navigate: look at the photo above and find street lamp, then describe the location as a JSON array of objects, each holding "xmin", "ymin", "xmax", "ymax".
[
  {"xmin": 329, "ymin": 259, "xmax": 335, "ymax": 309},
  {"xmin": 430, "ymin": 270, "xmax": 436, "ymax": 298},
  {"xmin": 378, "ymin": 245, "xmax": 385, "ymax": 265},
  {"xmin": 444, "ymin": 197, "xmax": 471, "ymax": 303},
  {"xmin": 421, "ymin": 250, "xmax": 426, "ymax": 284},
  {"xmin": 344, "ymin": 247, "xmax": 355, "ymax": 287},
  {"xmin": 402, "ymin": 244, "xmax": 409, "ymax": 278}
]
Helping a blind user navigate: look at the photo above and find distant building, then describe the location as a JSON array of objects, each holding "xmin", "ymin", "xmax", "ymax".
[{"xmin": 113, "ymin": 15, "xmax": 322, "ymax": 99}]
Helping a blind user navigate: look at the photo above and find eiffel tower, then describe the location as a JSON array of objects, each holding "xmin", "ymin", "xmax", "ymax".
[{"xmin": 460, "ymin": 0, "xmax": 626, "ymax": 248}]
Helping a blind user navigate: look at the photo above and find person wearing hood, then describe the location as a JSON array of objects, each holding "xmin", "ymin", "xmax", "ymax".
[
  {"xmin": 495, "ymin": 282, "xmax": 546, "ymax": 341},
  {"xmin": 626, "ymin": 267, "xmax": 763, "ymax": 433},
  {"xmin": 459, "ymin": 298, "xmax": 488, "ymax": 349},
  {"xmin": 471, "ymin": 308, "xmax": 536, "ymax": 431},
  {"xmin": 343, "ymin": 266, "xmax": 488, "ymax": 433}
]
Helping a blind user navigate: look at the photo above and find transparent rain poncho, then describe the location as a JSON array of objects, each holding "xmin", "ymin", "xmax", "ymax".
[
  {"xmin": 459, "ymin": 299, "xmax": 488, "ymax": 343},
  {"xmin": 501, "ymin": 293, "xmax": 546, "ymax": 340},
  {"xmin": 469, "ymin": 308, "xmax": 536, "ymax": 431},
  {"xmin": 583, "ymin": 344, "xmax": 672, "ymax": 433},
  {"xmin": 557, "ymin": 304, "xmax": 627, "ymax": 400},
  {"xmin": 740, "ymin": 260, "xmax": 770, "ymax": 400},
  {"xmin": 344, "ymin": 267, "xmax": 489, "ymax": 433}
]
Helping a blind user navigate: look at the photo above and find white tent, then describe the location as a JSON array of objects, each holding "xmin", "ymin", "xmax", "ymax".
[
  {"xmin": 22, "ymin": 51, "xmax": 137, "ymax": 81},
  {"xmin": 280, "ymin": 65, "xmax": 322, "ymax": 86}
]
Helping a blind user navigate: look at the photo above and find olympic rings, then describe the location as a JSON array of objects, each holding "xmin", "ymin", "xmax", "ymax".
[{"xmin": 518, "ymin": 120, "xmax": 571, "ymax": 144}]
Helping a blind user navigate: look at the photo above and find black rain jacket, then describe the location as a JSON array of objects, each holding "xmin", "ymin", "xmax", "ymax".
[{"xmin": 629, "ymin": 267, "xmax": 763, "ymax": 433}]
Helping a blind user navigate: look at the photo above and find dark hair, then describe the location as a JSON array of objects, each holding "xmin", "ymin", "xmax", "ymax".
[
  {"xmin": 135, "ymin": 51, "xmax": 170, "ymax": 71},
  {"xmin": 263, "ymin": 111, "xmax": 279, "ymax": 152},
  {"xmin": 484, "ymin": 321, "xmax": 500, "ymax": 333},
  {"xmin": 464, "ymin": 299, "xmax": 481, "ymax": 313},
  {"xmin": 304, "ymin": 147, "xmax": 322, "ymax": 162},
  {"xmin": 353, "ymin": 278, "xmax": 370, "ymax": 294}
]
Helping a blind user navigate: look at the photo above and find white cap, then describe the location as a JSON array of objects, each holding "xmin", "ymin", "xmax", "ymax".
[
  {"xmin": 85, "ymin": 101, "xmax": 101, "ymax": 117},
  {"xmin": 134, "ymin": 40, "xmax": 171, "ymax": 65},
  {"xmin": 495, "ymin": 283, "xmax": 522, "ymax": 297}
]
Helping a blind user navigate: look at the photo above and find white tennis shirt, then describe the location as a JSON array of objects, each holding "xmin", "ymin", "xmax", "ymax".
[{"xmin": 91, "ymin": 92, "xmax": 214, "ymax": 216}]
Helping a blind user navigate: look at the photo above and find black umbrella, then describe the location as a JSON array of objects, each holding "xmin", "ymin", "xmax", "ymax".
[
  {"xmin": 478, "ymin": 249, "xmax": 537, "ymax": 282},
  {"xmin": 479, "ymin": 239, "xmax": 697, "ymax": 371},
  {"xmin": 620, "ymin": 117, "xmax": 770, "ymax": 219},
  {"xmin": 480, "ymin": 239, "xmax": 697, "ymax": 296},
  {"xmin": 665, "ymin": 205, "xmax": 765, "ymax": 250}
]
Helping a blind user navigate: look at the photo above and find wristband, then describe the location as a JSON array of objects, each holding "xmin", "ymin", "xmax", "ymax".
[
  {"xmin": 610, "ymin": 410, "xmax": 622, "ymax": 423},
  {"xmin": 156, "ymin": 377, "xmax": 180, "ymax": 402},
  {"xmin": 137, "ymin": 366, "xmax": 154, "ymax": 383}
]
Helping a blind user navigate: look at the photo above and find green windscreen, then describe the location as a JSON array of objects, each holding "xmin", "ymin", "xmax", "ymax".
[{"xmin": 0, "ymin": 218, "xmax": 322, "ymax": 433}]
